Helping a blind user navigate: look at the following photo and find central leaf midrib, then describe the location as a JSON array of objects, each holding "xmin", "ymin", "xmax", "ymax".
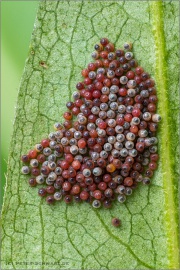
[{"xmin": 150, "ymin": 1, "xmax": 179, "ymax": 269}]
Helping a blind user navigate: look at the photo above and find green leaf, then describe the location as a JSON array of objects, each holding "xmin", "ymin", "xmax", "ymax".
[{"xmin": 1, "ymin": 1, "xmax": 179, "ymax": 269}]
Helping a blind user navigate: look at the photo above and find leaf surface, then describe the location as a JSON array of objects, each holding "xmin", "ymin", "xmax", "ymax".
[{"xmin": 1, "ymin": 1, "xmax": 179, "ymax": 269}]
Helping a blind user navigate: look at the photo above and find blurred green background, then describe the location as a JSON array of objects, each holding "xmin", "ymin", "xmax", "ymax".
[{"xmin": 1, "ymin": 1, "xmax": 39, "ymax": 208}]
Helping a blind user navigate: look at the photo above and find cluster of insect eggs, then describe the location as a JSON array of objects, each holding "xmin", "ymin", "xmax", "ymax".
[{"xmin": 21, "ymin": 38, "xmax": 161, "ymax": 224}]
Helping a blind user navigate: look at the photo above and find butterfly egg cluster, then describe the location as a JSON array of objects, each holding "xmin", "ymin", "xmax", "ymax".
[{"xmin": 21, "ymin": 38, "xmax": 161, "ymax": 208}]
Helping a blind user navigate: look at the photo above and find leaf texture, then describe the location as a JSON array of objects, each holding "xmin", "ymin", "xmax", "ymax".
[{"xmin": 1, "ymin": 1, "xmax": 179, "ymax": 269}]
